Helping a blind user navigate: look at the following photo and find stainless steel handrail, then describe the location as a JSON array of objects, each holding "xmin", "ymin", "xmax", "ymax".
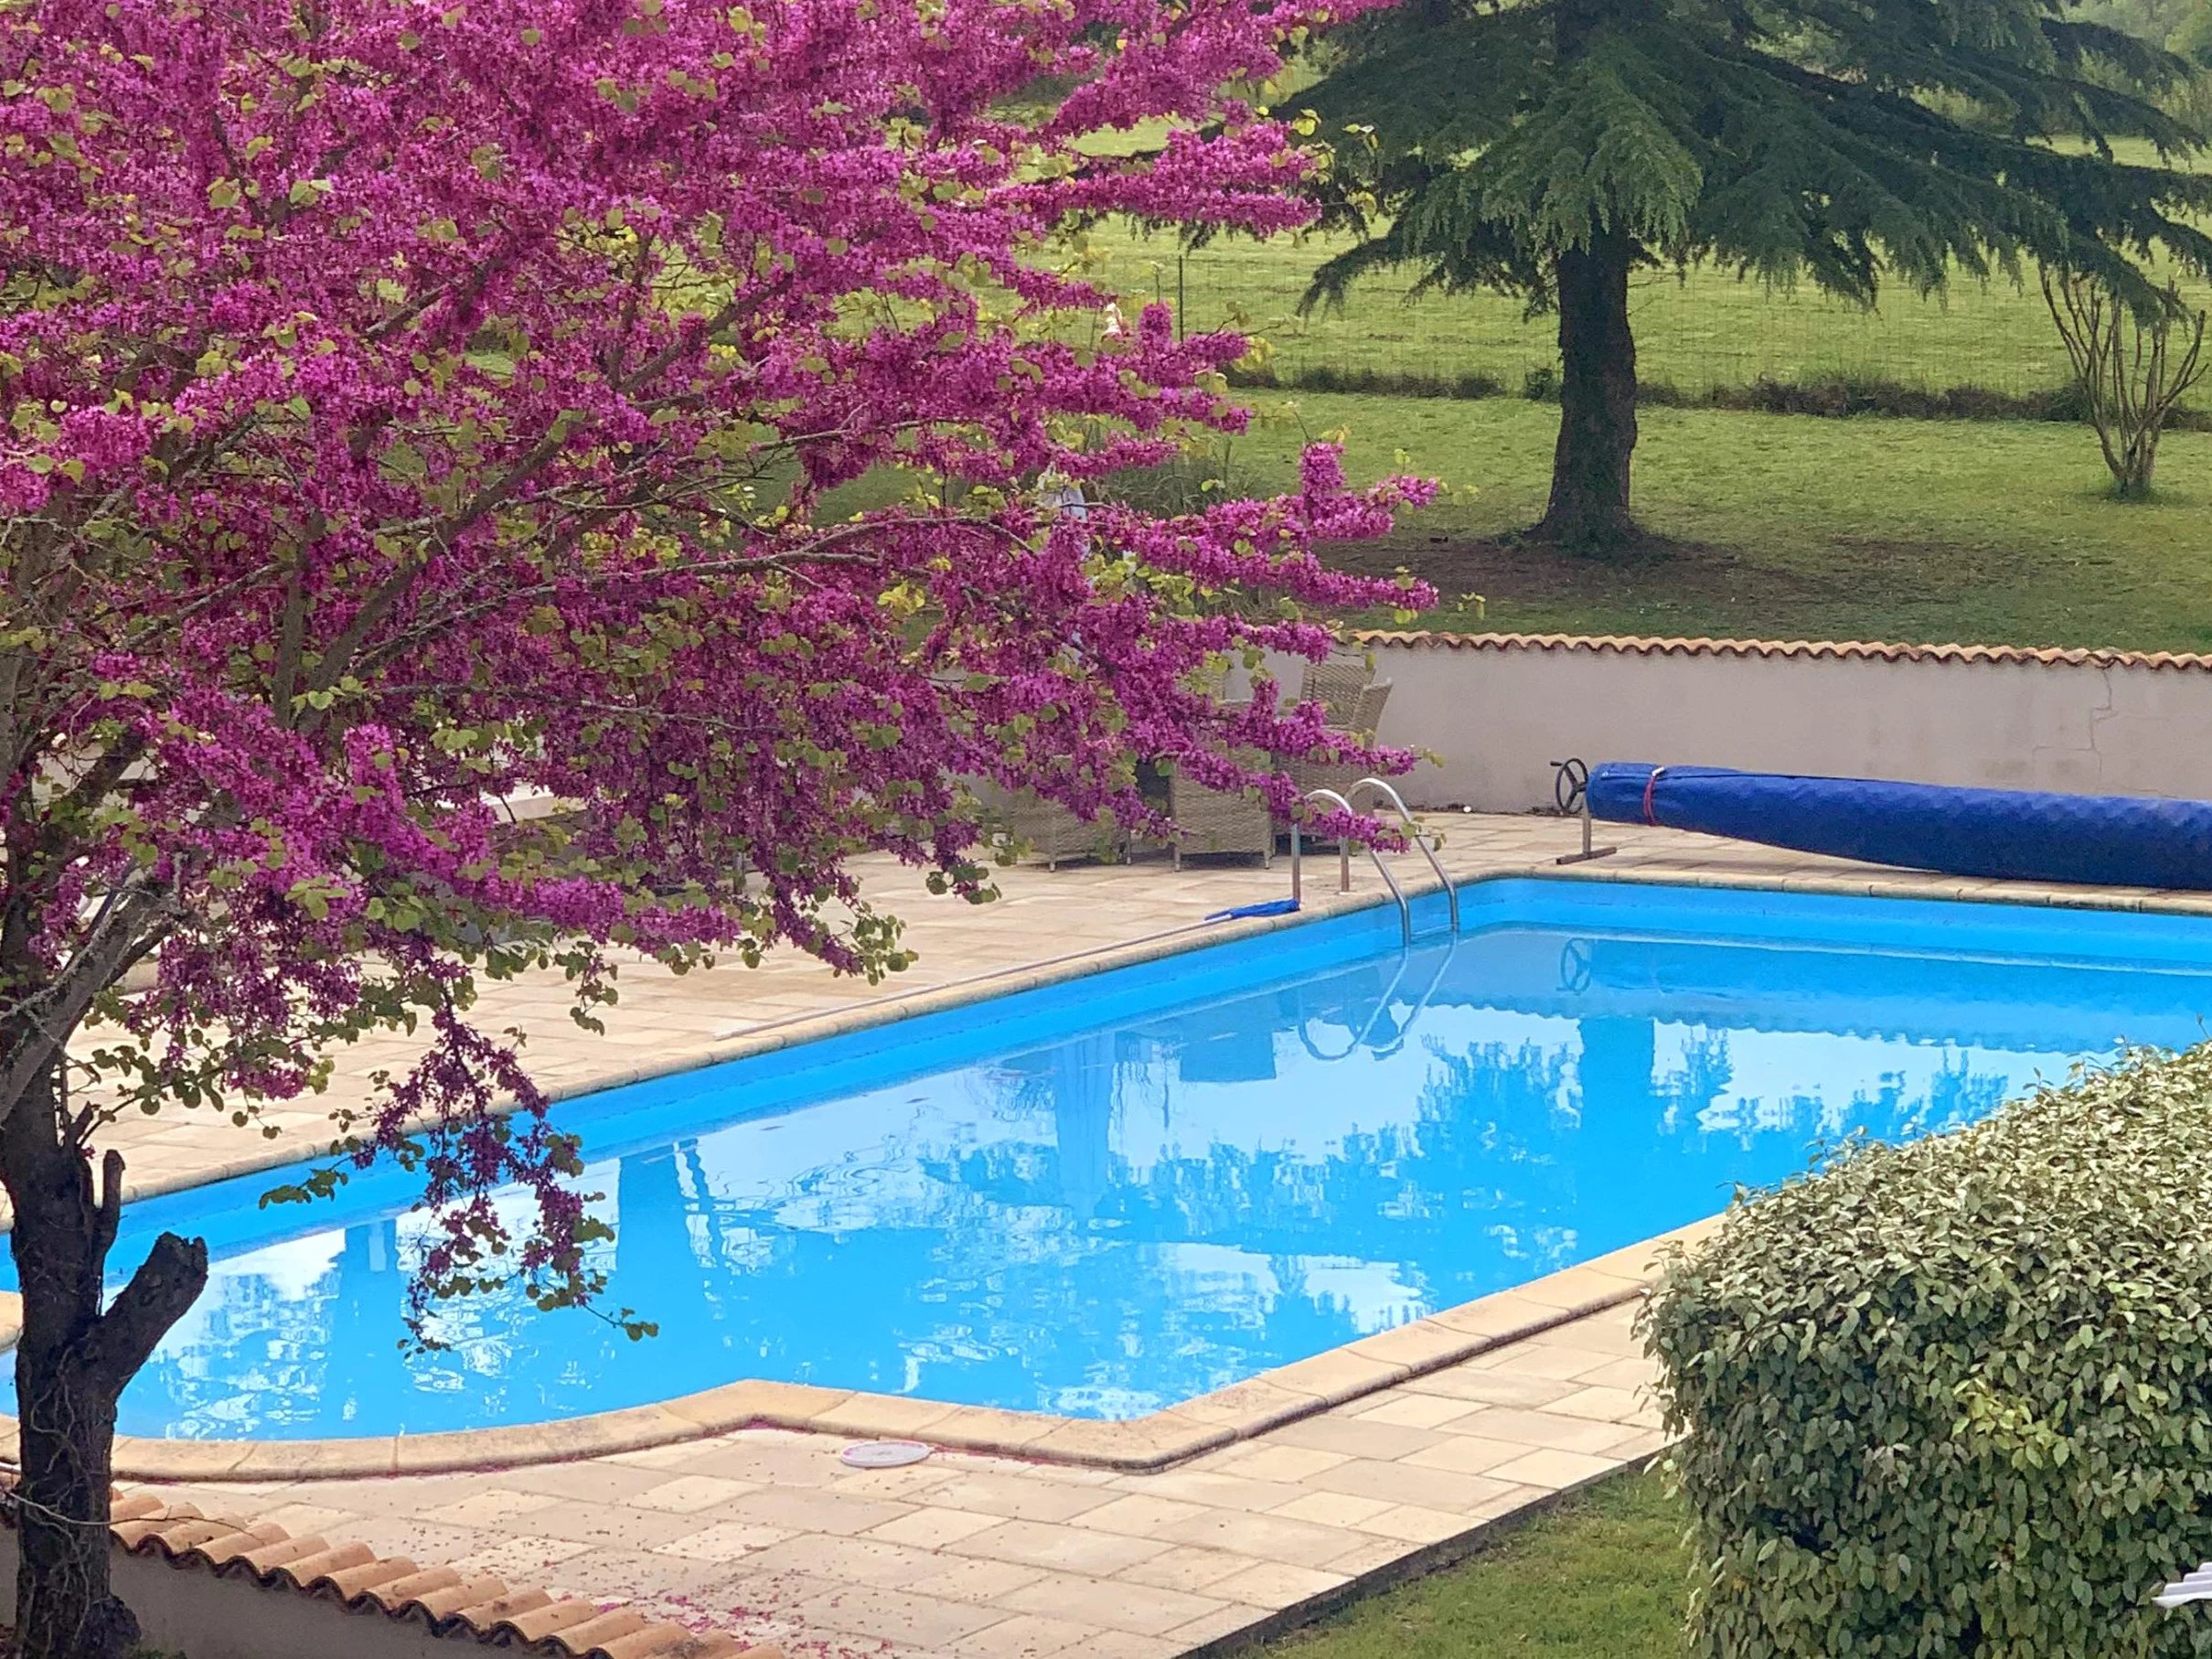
[
  {"xmin": 1349, "ymin": 776, "xmax": 1459, "ymax": 936},
  {"xmin": 1288, "ymin": 787, "xmax": 1355, "ymax": 901},
  {"xmin": 1289, "ymin": 787, "xmax": 1412, "ymax": 945}
]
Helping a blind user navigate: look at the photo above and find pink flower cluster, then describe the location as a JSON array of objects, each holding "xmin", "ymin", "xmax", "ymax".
[{"xmin": 1, "ymin": 0, "xmax": 1432, "ymax": 1325}]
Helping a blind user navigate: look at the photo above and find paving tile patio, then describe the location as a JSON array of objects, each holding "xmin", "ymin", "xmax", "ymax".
[
  {"xmin": 133, "ymin": 1304, "xmax": 1660, "ymax": 1659},
  {"xmin": 96, "ymin": 809, "xmax": 2177, "ymax": 1655}
]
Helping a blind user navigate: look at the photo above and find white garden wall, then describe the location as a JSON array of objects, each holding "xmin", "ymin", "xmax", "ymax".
[
  {"xmin": 1308, "ymin": 634, "xmax": 2212, "ymax": 813},
  {"xmin": 0, "ymin": 1532, "xmax": 468, "ymax": 1659}
]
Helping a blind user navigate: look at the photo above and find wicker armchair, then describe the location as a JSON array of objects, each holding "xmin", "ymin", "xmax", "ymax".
[
  {"xmin": 1298, "ymin": 658, "xmax": 1373, "ymax": 725},
  {"xmin": 1168, "ymin": 749, "xmax": 1275, "ymax": 868},
  {"xmin": 1284, "ymin": 680, "xmax": 1395, "ymax": 812}
]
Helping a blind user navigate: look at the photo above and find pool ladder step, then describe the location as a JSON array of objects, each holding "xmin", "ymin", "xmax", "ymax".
[{"xmin": 1289, "ymin": 777, "xmax": 1459, "ymax": 946}]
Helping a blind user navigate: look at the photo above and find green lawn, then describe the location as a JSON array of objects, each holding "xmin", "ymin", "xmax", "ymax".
[
  {"xmin": 1091, "ymin": 225, "xmax": 2102, "ymax": 401},
  {"xmin": 1268, "ymin": 1472, "xmax": 1691, "ymax": 1659},
  {"xmin": 1075, "ymin": 142, "xmax": 2211, "ymax": 403},
  {"xmin": 1038, "ymin": 127, "xmax": 2212, "ymax": 651},
  {"xmin": 1203, "ymin": 391, "xmax": 2212, "ymax": 651}
]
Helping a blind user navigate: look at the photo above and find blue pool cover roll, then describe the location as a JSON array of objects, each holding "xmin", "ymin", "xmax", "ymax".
[{"xmin": 1587, "ymin": 762, "xmax": 2212, "ymax": 891}]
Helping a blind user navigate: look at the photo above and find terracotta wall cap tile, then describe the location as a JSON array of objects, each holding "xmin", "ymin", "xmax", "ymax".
[
  {"xmin": 230, "ymin": 1535, "xmax": 331, "ymax": 1575},
  {"xmin": 134, "ymin": 1518, "xmax": 238, "ymax": 1555},
  {"xmin": 110, "ymin": 1518, "xmax": 178, "ymax": 1550},
  {"xmin": 550, "ymin": 1609, "xmax": 657, "ymax": 1649},
  {"xmin": 609, "ymin": 1634, "xmax": 751, "ymax": 1659},
  {"xmin": 492, "ymin": 1598, "xmax": 610, "ymax": 1643},
  {"xmin": 274, "ymin": 1540, "xmax": 377, "ymax": 1585},
  {"xmin": 1343, "ymin": 627, "xmax": 2212, "ymax": 673},
  {"xmin": 456, "ymin": 1586, "xmax": 558, "ymax": 1625},
  {"xmin": 318, "ymin": 1557, "xmax": 423, "ymax": 1600},
  {"xmin": 403, "ymin": 1575, "xmax": 517, "ymax": 1622},
  {"xmin": 364, "ymin": 1564, "xmax": 468, "ymax": 1608},
  {"xmin": 596, "ymin": 1630, "xmax": 749, "ymax": 1659},
  {"xmin": 110, "ymin": 1491, "xmax": 166, "ymax": 1525},
  {"xmin": 174, "ymin": 1526, "xmax": 276, "ymax": 1568}
]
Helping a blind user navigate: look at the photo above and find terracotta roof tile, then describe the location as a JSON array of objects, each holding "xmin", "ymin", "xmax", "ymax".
[
  {"xmin": 4, "ymin": 1483, "xmax": 771, "ymax": 1659},
  {"xmin": 230, "ymin": 1534, "xmax": 339, "ymax": 1575},
  {"xmin": 1345, "ymin": 628, "xmax": 2212, "ymax": 672},
  {"xmin": 401, "ymin": 1573, "xmax": 522, "ymax": 1622},
  {"xmin": 273, "ymin": 1540, "xmax": 379, "ymax": 1583}
]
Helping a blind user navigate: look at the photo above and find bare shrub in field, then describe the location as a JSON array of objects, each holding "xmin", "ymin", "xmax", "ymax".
[{"xmin": 2042, "ymin": 267, "xmax": 2210, "ymax": 498}]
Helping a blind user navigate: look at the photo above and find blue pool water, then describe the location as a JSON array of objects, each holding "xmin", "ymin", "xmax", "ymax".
[{"xmin": 27, "ymin": 879, "xmax": 2212, "ymax": 1440}]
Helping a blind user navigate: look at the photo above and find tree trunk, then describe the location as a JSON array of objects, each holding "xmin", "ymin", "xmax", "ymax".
[
  {"xmin": 0, "ymin": 1056, "xmax": 207, "ymax": 1659},
  {"xmin": 1534, "ymin": 230, "xmax": 1640, "ymax": 551}
]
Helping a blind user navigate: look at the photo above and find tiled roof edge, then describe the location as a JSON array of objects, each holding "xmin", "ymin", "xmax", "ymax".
[
  {"xmin": 1343, "ymin": 629, "xmax": 2212, "ymax": 672},
  {"xmin": 6, "ymin": 1484, "xmax": 772, "ymax": 1659}
]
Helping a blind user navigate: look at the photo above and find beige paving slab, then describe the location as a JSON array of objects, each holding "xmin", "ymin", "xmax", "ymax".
[
  {"xmin": 1485, "ymin": 1446, "xmax": 1631, "ymax": 1492},
  {"xmin": 1301, "ymin": 1457, "xmax": 1523, "ymax": 1514},
  {"xmin": 1351, "ymin": 1500, "xmax": 1505, "ymax": 1546},
  {"xmin": 627, "ymin": 1474, "xmax": 765, "ymax": 1515},
  {"xmin": 903, "ymin": 1556, "xmax": 1054, "ymax": 1605},
  {"xmin": 962, "ymin": 1611, "xmax": 1099, "ymax": 1657},
  {"xmin": 650, "ymin": 1520, "xmax": 800, "ymax": 1562},
  {"xmin": 1258, "ymin": 1491, "xmax": 1396, "ymax": 1533},
  {"xmin": 1209, "ymin": 1559, "xmax": 1352, "ymax": 1609},
  {"xmin": 792, "ymin": 1579, "xmax": 1013, "ymax": 1646},
  {"xmin": 1116, "ymin": 1545, "xmax": 1266, "ymax": 1594},
  {"xmin": 123, "ymin": 1304, "xmax": 1675, "ymax": 1657},
  {"xmin": 946, "ymin": 1517, "xmax": 1177, "ymax": 1576},
  {"xmin": 993, "ymin": 1570, "xmax": 1232, "ymax": 1636},
  {"xmin": 863, "ymin": 1505, "xmax": 1011, "ymax": 1550},
  {"xmin": 1350, "ymin": 1391, "xmax": 1491, "ymax": 1430}
]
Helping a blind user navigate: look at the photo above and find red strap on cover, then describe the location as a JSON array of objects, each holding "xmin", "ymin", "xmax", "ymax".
[{"xmin": 1641, "ymin": 766, "xmax": 1668, "ymax": 826}]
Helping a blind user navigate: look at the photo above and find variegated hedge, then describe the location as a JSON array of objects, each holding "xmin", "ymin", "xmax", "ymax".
[{"xmin": 1645, "ymin": 1045, "xmax": 2212, "ymax": 1659}]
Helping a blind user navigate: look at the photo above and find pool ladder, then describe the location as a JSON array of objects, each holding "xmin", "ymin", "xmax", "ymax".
[{"xmin": 1288, "ymin": 777, "xmax": 1459, "ymax": 946}]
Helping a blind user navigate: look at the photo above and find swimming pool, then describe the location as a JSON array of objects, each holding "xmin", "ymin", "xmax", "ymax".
[{"xmin": 30, "ymin": 878, "xmax": 2212, "ymax": 1441}]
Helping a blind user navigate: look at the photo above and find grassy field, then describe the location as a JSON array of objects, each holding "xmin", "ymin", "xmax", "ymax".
[
  {"xmin": 1202, "ymin": 391, "xmax": 2212, "ymax": 650},
  {"xmin": 1035, "ymin": 122, "xmax": 2212, "ymax": 650},
  {"xmin": 1074, "ymin": 141, "xmax": 2212, "ymax": 403},
  {"xmin": 1088, "ymin": 225, "xmax": 2102, "ymax": 402},
  {"xmin": 1268, "ymin": 1472, "xmax": 1691, "ymax": 1659}
]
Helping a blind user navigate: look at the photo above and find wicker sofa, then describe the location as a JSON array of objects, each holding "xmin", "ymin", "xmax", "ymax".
[
  {"xmin": 1166, "ymin": 748, "xmax": 1275, "ymax": 868},
  {"xmin": 968, "ymin": 779, "xmax": 1129, "ymax": 869}
]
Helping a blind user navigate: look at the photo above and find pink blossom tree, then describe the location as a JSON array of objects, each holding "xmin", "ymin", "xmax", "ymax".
[{"xmin": 0, "ymin": 0, "xmax": 1429, "ymax": 1649}]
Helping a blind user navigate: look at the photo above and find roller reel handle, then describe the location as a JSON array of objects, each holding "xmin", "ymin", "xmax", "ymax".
[
  {"xmin": 1549, "ymin": 758, "xmax": 1619, "ymax": 866},
  {"xmin": 1551, "ymin": 757, "xmax": 1591, "ymax": 816}
]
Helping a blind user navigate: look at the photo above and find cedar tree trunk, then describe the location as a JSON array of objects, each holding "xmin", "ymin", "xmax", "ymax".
[{"xmin": 1534, "ymin": 229, "xmax": 1640, "ymax": 550}]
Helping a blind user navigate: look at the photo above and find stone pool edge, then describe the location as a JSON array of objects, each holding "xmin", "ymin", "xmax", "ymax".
[{"xmin": 0, "ymin": 1216, "xmax": 1716, "ymax": 1482}]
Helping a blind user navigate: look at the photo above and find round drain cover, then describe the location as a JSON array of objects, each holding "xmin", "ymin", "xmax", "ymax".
[{"xmin": 840, "ymin": 1440, "xmax": 933, "ymax": 1469}]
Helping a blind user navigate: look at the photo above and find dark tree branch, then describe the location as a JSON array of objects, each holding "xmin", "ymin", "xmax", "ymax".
[
  {"xmin": 0, "ymin": 881, "xmax": 176, "ymax": 1121},
  {"xmin": 70, "ymin": 1231, "xmax": 208, "ymax": 1396}
]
